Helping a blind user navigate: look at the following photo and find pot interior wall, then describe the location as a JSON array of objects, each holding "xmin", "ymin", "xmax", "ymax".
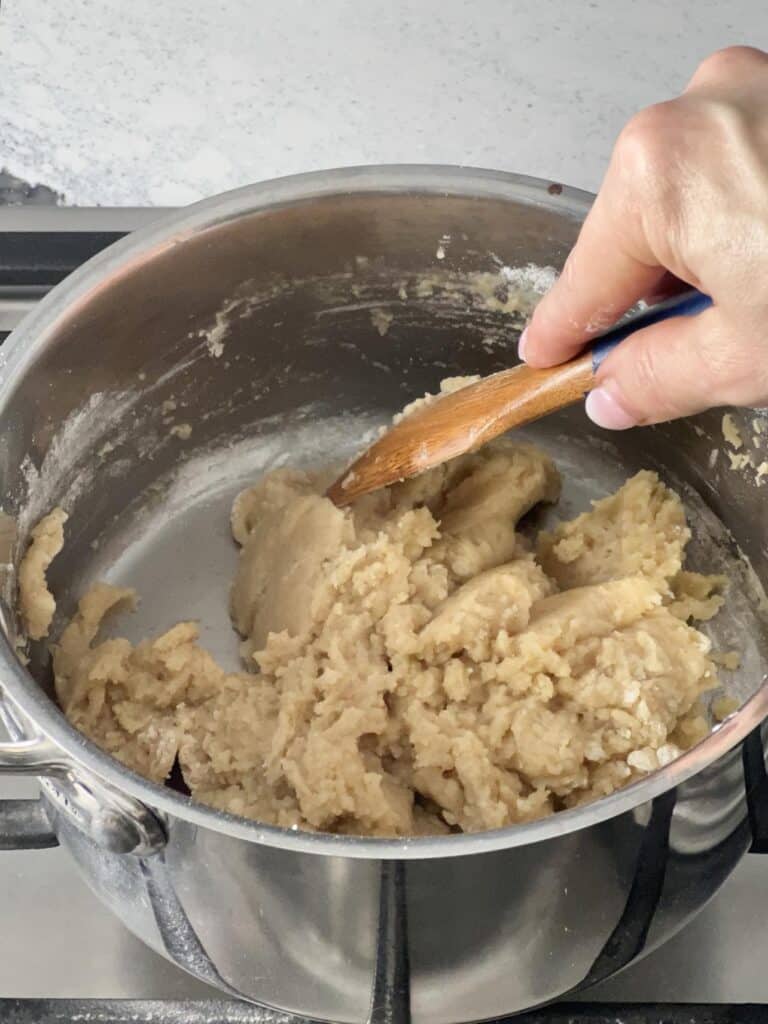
[{"xmin": 1, "ymin": 188, "xmax": 767, "ymax": 734}]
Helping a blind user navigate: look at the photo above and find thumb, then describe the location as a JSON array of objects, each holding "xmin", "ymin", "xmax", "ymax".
[{"xmin": 584, "ymin": 308, "xmax": 766, "ymax": 429}]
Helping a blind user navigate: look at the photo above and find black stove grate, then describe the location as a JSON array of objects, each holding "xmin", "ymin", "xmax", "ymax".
[
  {"xmin": 3, "ymin": 1002, "xmax": 768, "ymax": 1024},
  {"xmin": 0, "ymin": 230, "xmax": 127, "ymax": 288},
  {"xmin": 0, "ymin": 228, "xmax": 130, "ymax": 345}
]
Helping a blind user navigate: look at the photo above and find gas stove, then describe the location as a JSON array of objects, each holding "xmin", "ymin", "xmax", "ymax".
[{"xmin": 1, "ymin": 206, "xmax": 768, "ymax": 1024}]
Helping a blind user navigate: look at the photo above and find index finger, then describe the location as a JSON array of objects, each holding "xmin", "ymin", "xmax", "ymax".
[{"xmin": 520, "ymin": 133, "xmax": 667, "ymax": 368}]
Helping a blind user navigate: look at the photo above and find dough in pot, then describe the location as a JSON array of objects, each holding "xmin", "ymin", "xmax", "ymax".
[{"xmin": 22, "ymin": 384, "xmax": 723, "ymax": 837}]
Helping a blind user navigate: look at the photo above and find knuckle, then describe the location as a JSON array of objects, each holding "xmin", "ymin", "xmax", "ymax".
[
  {"xmin": 692, "ymin": 45, "xmax": 768, "ymax": 84},
  {"xmin": 614, "ymin": 103, "xmax": 676, "ymax": 187},
  {"xmin": 611, "ymin": 104, "xmax": 684, "ymax": 256}
]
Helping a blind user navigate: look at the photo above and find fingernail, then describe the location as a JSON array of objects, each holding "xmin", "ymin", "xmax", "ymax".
[
  {"xmin": 585, "ymin": 385, "xmax": 638, "ymax": 430},
  {"xmin": 517, "ymin": 327, "xmax": 529, "ymax": 363}
]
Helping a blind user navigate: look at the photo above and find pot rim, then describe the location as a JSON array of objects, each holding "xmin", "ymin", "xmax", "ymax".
[{"xmin": 2, "ymin": 162, "xmax": 767, "ymax": 860}]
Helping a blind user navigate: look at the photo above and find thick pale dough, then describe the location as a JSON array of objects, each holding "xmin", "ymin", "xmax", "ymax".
[
  {"xmin": 18, "ymin": 507, "xmax": 67, "ymax": 641},
  {"xmin": 21, "ymin": 388, "xmax": 724, "ymax": 836}
]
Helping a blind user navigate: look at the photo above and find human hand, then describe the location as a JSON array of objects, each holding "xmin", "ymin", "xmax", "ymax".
[{"xmin": 519, "ymin": 46, "xmax": 768, "ymax": 429}]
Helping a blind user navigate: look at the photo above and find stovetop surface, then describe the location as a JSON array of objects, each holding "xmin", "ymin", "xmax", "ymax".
[{"xmin": 0, "ymin": 206, "xmax": 766, "ymax": 1022}]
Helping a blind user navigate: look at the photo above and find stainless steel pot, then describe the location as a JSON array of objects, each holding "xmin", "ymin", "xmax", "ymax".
[{"xmin": 0, "ymin": 166, "xmax": 767, "ymax": 1023}]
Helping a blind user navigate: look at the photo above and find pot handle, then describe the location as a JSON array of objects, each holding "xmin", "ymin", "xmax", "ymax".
[
  {"xmin": 0, "ymin": 731, "xmax": 68, "ymax": 851},
  {"xmin": 0, "ymin": 717, "xmax": 167, "ymax": 856},
  {"xmin": 0, "ymin": 734, "xmax": 71, "ymax": 774}
]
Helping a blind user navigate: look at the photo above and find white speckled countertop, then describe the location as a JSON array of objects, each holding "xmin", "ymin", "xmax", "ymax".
[{"xmin": 3, "ymin": 0, "xmax": 765, "ymax": 206}]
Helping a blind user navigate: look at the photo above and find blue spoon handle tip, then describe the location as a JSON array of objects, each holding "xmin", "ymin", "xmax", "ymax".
[{"xmin": 591, "ymin": 290, "xmax": 712, "ymax": 372}]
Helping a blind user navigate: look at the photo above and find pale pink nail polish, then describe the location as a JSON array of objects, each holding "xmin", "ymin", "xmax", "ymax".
[
  {"xmin": 517, "ymin": 327, "xmax": 529, "ymax": 363},
  {"xmin": 585, "ymin": 386, "xmax": 637, "ymax": 430}
]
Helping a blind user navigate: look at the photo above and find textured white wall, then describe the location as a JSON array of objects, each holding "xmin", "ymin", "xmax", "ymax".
[{"xmin": 1, "ymin": 0, "xmax": 766, "ymax": 205}]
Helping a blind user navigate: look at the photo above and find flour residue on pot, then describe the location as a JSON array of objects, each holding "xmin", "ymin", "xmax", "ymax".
[
  {"xmin": 15, "ymin": 388, "xmax": 142, "ymax": 540},
  {"xmin": 370, "ymin": 307, "xmax": 394, "ymax": 337},
  {"xmin": 191, "ymin": 280, "xmax": 290, "ymax": 360},
  {"xmin": 407, "ymin": 262, "xmax": 557, "ymax": 326},
  {"xmin": 196, "ymin": 298, "xmax": 239, "ymax": 358},
  {"xmin": 721, "ymin": 409, "xmax": 768, "ymax": 486},
  {"xmin": 105, "ymin": 406, "xmax": 385, "ymax": 555},
  {"xmin": 722, "ymin": 413, "xmax": 743, "ymax": 450}
]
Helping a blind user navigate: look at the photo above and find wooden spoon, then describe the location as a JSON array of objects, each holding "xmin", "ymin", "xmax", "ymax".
[{"xmin": 327, "ymin": 290, "xmax": 712, "ymax": 506}]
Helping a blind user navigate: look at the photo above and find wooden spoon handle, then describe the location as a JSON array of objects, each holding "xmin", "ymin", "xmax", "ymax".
[
  {"xmin": 326, "ymin": 358, "xmax": 595, "ymax": 506},
  {"xmin": 466, "ymin": 289, "xmax": 714, "ymax": 443},
  {"xmin": 436, "ymin": 354, "xmax": 595, "ymax": 454},
  {"xmin": 326, "ymin": 289, "xmax": 712, "ymax": 506}
]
